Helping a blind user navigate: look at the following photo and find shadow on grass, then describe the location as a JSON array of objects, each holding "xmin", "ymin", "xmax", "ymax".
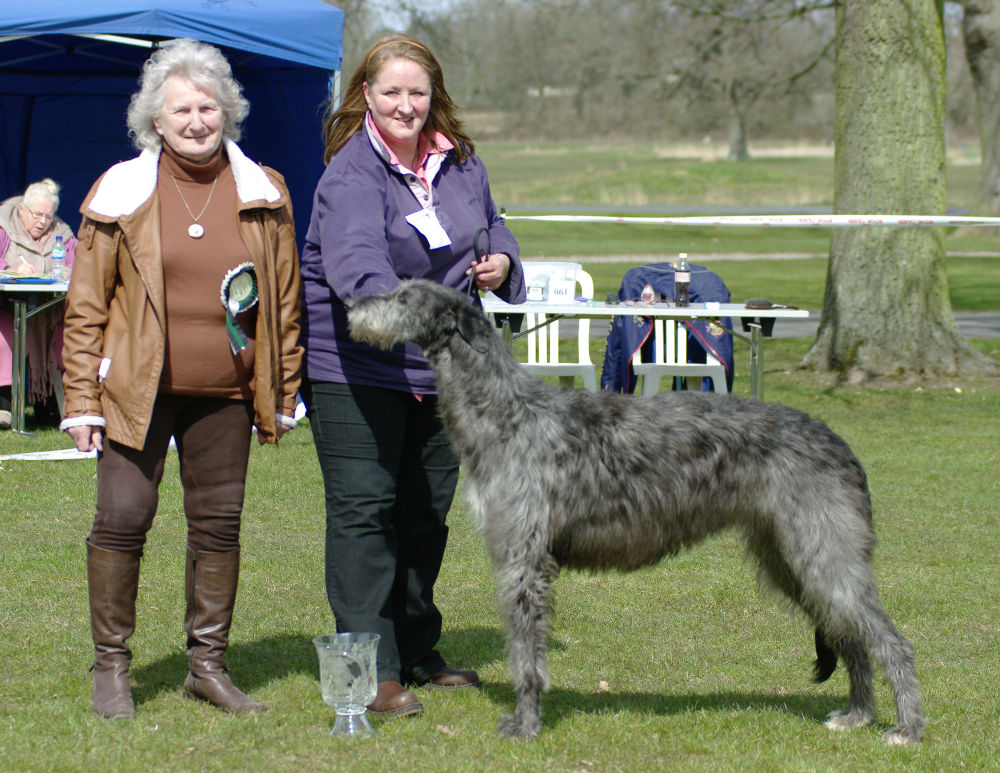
[
  {"xmin": 439, "ymin": 628, "xmax": 850, "ymax": 733},
  {"xmin": 128, "ymin": 626, "xmax": 864, "ymax": 734},
  {"xmin": 438, "ymin": 626, "xmax": 521, "ymax": 670},
  {"xmin": 130, "ymin": 632, "xmax": 318, "ymax": 706},
  {"xmin": 480, "ymin": 682, "xmax": 855, "ymax": 733},
  {"xmin": 129, "ymin": 626, "xmax": 516, "ymax": 707}
]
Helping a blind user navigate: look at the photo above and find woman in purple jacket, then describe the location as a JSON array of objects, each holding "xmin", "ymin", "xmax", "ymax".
[{"xmin": 300, "ymin": 33, "xmax": 525, "ymax": 719}]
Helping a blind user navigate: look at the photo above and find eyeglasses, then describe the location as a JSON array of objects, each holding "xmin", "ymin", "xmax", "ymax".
[{"xmin": 22, "ymin": 205, "xmax": 54, "ymax": 223}]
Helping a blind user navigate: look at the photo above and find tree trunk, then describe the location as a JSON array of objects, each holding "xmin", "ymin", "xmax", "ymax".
[
  {"xmin": 802, "ymin": 0, "xmax": 996, "ymax": 383},
  {"xmin": 962, "ymin": 0, "xmax": 1000, "ymax": 216},
  {"xmin": 726, "ymin": 109, "xmax": 751, "ymax": 161},
  {"xmin": 726, "ymin": 80, "xmax": 752, "ymax": 161}
]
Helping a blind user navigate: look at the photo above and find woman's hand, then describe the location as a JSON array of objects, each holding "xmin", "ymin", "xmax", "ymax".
[
  {"xmin": 258, "ymin": 416, "xmax": 296, "ymax": 444},
  {"xmin": 260, "ymin": 422, "xmax": 292, "ymax": 444},
  {"xmin": 469, "ymin": 253, "xmax": 511, "ymax": 292},
  {"xmin": 67, "ymin": 425, "xmax": 104, "ymax": 453}
]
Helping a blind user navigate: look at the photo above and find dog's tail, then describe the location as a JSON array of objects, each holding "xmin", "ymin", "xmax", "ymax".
[{"xmin": 813, "ymin": 627, "xmax": 838, "ymax": 682}]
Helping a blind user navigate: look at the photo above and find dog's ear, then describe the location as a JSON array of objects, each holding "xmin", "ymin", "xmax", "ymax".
[
  {"xmin": 456, "ymin": 302, "xmax": 481, "ymax": 343},
  {"xmin": 434, "ymin": 301, "xmax": 487, "ymax": 353},
  {"xmin": 417, "ymin": 302, "xmax": 462, "ymax": 352}
]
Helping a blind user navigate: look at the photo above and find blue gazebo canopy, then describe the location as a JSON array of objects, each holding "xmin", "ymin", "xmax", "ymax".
[{"xmin": 0, "ymin": 0, "xmax": 345, "ymax": 234}]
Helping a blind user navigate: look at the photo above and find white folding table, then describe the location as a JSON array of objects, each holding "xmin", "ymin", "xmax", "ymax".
[{"xmin": 482, "ymin": 297, "xmax": 809, "ymax": 401}]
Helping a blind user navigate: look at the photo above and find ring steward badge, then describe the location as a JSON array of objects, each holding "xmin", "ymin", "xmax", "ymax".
[{"xmin": 220, "ymin": 262, "xmax": 258, "ymax": 354}]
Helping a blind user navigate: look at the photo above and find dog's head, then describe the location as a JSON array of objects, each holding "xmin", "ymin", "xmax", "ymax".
[{"xmin": 347, "ymin": 279, "xmax": 485, "ymax": 354}]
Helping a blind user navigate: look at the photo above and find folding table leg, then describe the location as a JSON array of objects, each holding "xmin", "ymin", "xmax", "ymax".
[{"xmin": 748, "ymin": 322, "xmax": 762, "ymax": 402}]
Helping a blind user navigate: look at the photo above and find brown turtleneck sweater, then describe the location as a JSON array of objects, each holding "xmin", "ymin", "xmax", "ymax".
[{"xmin": 157, "ymin": 143, "xmax": 256, "ymax": 398}]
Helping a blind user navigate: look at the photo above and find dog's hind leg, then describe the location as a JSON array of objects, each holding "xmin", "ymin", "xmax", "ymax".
[
  {"xmin": 813, "ymin": 627, "xmax": 838, "ymax": 683},
  {"xmin": 744, "ymin": 526, "xmax": 841, "ymax": 682},
  {"xmin": 863, "ymin": 606, "xmax": 925, "ymax": 745},
  {"xmin": 494, "ymin": 553, "xmax": 557, "ymax": 739},
  {"xmin": 746, "ymin": 523, "xmax": 889, "ymax": 737},
  {"xmin": 799, "ymin": 524, "xmax": 924, "ymax": 743},
  {"xmin": 822, "ymin": 635, "xmax": 875, "ymax": 732},
  {"xmin": 818, "ymin": 598, "xmax": 923, "ymax": 744},
  {"xmin": 746, "ymin": 485, "xmax": 923, "ymax": 745}
]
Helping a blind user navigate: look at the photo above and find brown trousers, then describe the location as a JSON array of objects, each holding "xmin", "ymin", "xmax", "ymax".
[{"xmin": 88, "ymin": 395, "xmax": 253, "ymax": 554}]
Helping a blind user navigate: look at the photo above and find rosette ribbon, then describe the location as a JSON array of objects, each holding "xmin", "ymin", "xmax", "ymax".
[{"xmin": 220, "ymin": 262, "xmax": 259, "ymax": 354}]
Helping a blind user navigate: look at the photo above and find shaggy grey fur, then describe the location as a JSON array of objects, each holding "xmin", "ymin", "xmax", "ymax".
[{"xmin": 346, "ymin": 279, "xmax": 925, "ymax": 745}]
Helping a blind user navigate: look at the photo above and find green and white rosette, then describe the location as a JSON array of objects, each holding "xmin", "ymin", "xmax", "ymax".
[{"xmin": 220, "ymin": 262, "xmax": 258, "ymax": 354}]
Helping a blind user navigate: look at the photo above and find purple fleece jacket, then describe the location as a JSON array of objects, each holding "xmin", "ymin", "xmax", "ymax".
[{"xmin": 300, "ymin": 130, "xmax": 525, "ymax": 394}]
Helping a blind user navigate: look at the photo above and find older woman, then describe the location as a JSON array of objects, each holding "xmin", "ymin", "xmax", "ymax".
[
  {"xmin": 0, "ymin": 178, "xmax": 77, "ymax": 427},
  {"xmin": 300, "ymin": 33, "xmax": 525, "ymax": 718},
  {"xmin": 61, "ymin": 38, "xmax": 302, "ymax": 719}
]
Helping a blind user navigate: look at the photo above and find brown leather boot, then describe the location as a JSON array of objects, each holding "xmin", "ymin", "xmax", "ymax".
[
  {"xmin": 87, "ymin": 541, "xmax": 140, "ymax": 719},
  {"xmin": 182, "ymin": 548, "xmax": 266, "ymax": 713}
]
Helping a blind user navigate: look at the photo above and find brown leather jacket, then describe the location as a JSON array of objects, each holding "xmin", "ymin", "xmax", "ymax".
[{"xmin": 61, "ymin": 142, "xmax": 302, "ymax": 450}]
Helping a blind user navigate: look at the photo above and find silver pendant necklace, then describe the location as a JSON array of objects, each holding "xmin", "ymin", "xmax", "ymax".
[{"xmin": 170, "ymin": 173, "xmax": 220, "ymax": 239}]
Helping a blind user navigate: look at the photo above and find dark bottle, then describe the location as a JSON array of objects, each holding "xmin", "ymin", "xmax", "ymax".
[{"xmin": 674, "ymin": 252, "xmax": 690, "ymax": 307}]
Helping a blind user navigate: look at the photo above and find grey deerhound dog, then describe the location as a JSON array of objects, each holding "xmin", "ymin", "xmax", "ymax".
[{"xmin": 346, "ymin": 279, "xmax": 925, "ymax": 745}]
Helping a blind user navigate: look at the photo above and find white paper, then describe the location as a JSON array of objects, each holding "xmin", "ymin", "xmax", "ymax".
[
  {"xmin": 0, "ymin": 447, "xmax": 97, "ymax": 461},
  {"xmin": 405, "ymin": 208, "xmax": 452, "ymax": 249}
]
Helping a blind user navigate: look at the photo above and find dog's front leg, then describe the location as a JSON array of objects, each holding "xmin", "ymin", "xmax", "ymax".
[{"xmin": 494, "ymin": 554, "xmax": 556, "ymax": 739}]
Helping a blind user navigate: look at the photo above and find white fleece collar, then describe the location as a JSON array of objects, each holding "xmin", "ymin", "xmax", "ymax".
[{"xmin": 88, "ymin": 139, "xmax": 281, "ymax": 218}]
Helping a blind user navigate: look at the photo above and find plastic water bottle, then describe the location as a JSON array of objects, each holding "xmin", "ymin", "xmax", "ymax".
[
  {"xmin": 674, "ymin": 252, "xmax": 690, "ymax": 307},
  {"xmin": 51, "ymin": 235, "xmax": 66, "ymax": 281}
]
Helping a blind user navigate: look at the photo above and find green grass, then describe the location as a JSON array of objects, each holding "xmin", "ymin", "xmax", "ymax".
[
  {"xmin": 2, "ymin": 371, "xmax": 999, "ymax": 770},
  {"xmin": 575, "ymin": 256, "xmax": 1000, "ymax": 313},
  {"xmin": 478, "ymin": 141, "xmax": 998, "ymax": 259},
  {"xmin": 504, "ymin": 220, "xmax": 837, "ymax": 260},
  {"xmin": 505, "ymin": 220, "xmax": 1000, "ymax": 265},
  {"xmin": 480, "ymin": 142, "xmax": 839, "ymax": 208},
  {"xmin": 502, "ymin": 219, "xmax": 1000, "ymax": 262},
  {"xmin": 480, "ymin": 141, "xmax": 985, "ymax": 214},
  {"xmin": 2, "ymin": 147, "xmax": 998, "ymax": 770}
]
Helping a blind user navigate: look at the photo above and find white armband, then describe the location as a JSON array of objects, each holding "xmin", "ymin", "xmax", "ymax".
[{"xmin": 60, "ymin": 415, "xmax": 107, "ymax": 432}]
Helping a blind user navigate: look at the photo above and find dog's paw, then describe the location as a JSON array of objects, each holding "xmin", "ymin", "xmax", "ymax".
[
  {"xmin": 824, "ymin": 707, "xmax": 873, "ymax": 732},
  {"xmin": 497, "ymin": 712, "xmax": 540, "ymax": 739},
  {"xmin": 883, "ymin": 723, "xmax": 924, "ymax": 746}
]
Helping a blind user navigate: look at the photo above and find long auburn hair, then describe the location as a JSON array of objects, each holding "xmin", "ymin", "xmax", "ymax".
[{"xmin": 322, "ymin": 34, "xmax": 474, "ymax": 165}]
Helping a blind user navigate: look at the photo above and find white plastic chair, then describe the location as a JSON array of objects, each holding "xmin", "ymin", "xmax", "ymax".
[
  {"xmin": 519, "ymin": 263, "xmax": 598, "ymax": 392},
  {"xmin": 630, "ymin": 318, "xmax": 727, "ymax": 395}
]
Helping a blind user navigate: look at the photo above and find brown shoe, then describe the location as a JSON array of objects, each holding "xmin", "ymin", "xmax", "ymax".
[
  {"xmin": 367, "ymin": 680, "xmax": 423, "ymax": 717},
  {"xmin": 426, "ymin": 666, "xmax": 481, "ymax": 690}
]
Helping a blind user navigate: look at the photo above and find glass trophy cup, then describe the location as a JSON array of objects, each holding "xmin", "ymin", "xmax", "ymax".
[{"xmin": 313, "ymin": 632, "xmax": 380, "ymax": 737}]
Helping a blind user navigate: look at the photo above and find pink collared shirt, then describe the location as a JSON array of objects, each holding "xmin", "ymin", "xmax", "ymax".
[{"xmin": 364, "ymin": 113, "xmax": 454, "ymax": 192}]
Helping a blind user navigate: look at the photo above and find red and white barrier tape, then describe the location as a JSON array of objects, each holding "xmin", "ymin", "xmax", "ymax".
[{"xmin": 503, "ymin": 213, "xmax": 1000, "ymax": 227}]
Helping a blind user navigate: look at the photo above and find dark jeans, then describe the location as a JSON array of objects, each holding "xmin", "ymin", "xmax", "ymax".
[
  {"xmin": 305, "ymin": 381, "xmax": 459, "ymax": 684},
  {"xmin": 89, "ymin": 395, "xmax": 253, "ymax": 554}
]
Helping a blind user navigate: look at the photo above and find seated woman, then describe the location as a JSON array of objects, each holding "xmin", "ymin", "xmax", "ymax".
[{"xmin": 0, "ymin": 178, "xmax": 78, "ymax": 427}]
